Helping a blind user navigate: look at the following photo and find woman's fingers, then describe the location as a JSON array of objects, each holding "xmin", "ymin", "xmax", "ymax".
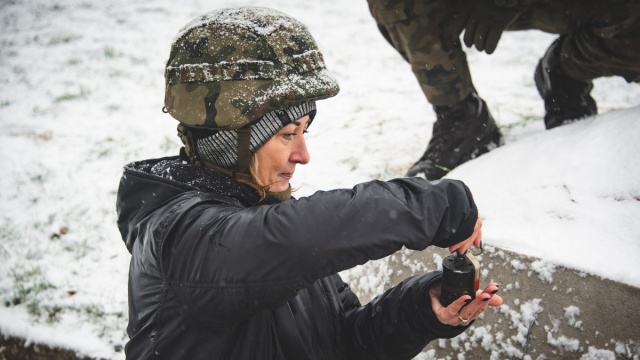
[
  {"xmin": 456, "ymin": 283, "xmax": 501, "ymax": 323},
  {"xmin": 448, "ymin": 215, "xmax": 483, "ymax": 254},
  {"xmin": 488, "ymin": 294, "xmax": 503, "ymax": 307},
  {"xmin": 429, "ymin": 285, "xmax": 473, "ymax": 326},
  {"xmin": 431, "ymin": 280, "xmax": 502, "ymax": 327}
]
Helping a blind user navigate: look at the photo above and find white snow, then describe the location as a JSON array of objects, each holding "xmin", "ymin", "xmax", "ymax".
[
  {"xmin": 565, "ymin": 305, "xmax": 583, "ymax": 329},
  {"xmin": 0, "ymin": 0, "xmax": 639, "ymax": 359}
]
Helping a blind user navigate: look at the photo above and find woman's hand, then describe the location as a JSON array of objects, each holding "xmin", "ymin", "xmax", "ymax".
[
  {"xmin": 429, "ymin": 281, "xmax": 503, "ymax": 326},
  {"xmin": 449, "ymin": 215, "xmax": 483, "ymax": 255}
]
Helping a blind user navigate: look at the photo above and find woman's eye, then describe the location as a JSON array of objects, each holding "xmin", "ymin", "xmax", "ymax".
[{"xmin": 282, "ymin": 133, "xmax": 295, "ymax": 140}]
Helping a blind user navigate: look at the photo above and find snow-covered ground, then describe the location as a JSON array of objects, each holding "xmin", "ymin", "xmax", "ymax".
[{"xmin": 0, "ymin": 0, "xmax": 638, "ymax": 359}]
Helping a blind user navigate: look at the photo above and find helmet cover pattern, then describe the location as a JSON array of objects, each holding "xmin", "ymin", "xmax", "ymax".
[{"xmin": 164, "ymin": 6, "xmax": 340, "ymax": 130}]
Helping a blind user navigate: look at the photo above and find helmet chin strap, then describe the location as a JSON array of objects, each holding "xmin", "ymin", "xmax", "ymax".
[
  {"xmin": 236, "ymin": 125, "xmax": 251, "ymax": 178},
  {"xmin": 177, "ymin": 123, "xmax": 253, "ymax": 183}
]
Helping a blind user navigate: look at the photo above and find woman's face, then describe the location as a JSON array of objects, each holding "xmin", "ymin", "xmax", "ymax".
[{"xmin": 255, "ymin": 115, "xmax": 311, "ymax": 192}]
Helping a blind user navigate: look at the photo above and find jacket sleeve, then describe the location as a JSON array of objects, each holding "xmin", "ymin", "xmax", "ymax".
[
  {"xmin": 335, "ymin": 272, "xmax": 467, "ymax": 360},
  {"xmin": 159, "ymin": 178, "xmax": 477, "ymax": 327}
]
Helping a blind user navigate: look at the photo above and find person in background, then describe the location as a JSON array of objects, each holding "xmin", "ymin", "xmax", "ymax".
[
  {"xmin": 368, "ymin": 0, "xmax": 640, "ymax": 179},
  {"xmin": 116, "ymin": 7, "xmax": 502, "ymax": 359}
]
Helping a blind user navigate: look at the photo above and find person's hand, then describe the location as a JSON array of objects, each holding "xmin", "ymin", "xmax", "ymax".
[
  {"xmin": 429, "ymin": 282, "xmax": 503, "ymax": 326},
  {"xmin": 462, "ymin": 0, "xmax": 526, "ymax": 54},
  {"xmin": 448, "ymin": 215, "xmax": 482, "ymax": 255},
  {"xmin": 447, "ymin": 0, "xmax": 473, "ymax": 37}
]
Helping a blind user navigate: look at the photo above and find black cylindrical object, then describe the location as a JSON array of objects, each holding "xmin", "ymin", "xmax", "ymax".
[{"xmin": 440, "ymin": 252, "xmax": 480, "ymax": 307}]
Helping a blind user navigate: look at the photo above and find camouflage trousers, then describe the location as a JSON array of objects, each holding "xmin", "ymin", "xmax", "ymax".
[{"xmin": 368, "ymin": 0, "xmax": 640, "ymax": 106}]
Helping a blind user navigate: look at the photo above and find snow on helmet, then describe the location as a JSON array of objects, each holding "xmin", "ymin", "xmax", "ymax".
[{"xmin": 163, "ymin": 6, "xmax": 340, "ymax": 130}]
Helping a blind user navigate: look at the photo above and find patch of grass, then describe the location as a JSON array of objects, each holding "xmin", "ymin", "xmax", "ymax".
[
  {"xmin": 31, "ymin": 106, "xmax": 45, "ymax": 116},
  {"xmin": 108, "ymin": 69, "xmax": 125, "ymax": 78},
  {"xmin": 89, "ymin": 137, "xmax": 115, "ymax": 159},
  {"xmin": 6, "ymin": 267, "xmax": 57, "ymax": 319},
  {"xmin": 0, "ymin": 217, "xmax": 18, "ymax": 240},
  {"xmin": 29, "ymin": 171, "xmax": 49, "ymax": 184},
  {"xmin": 66, "ymin": 58, "xmax": 81, "ymax": 66},
  {"xmin": 47, "ymin": 35, "xmax": 80, "ymax": 46},
  {"xmin": 0, "ymin": 243, "xmax": 7, "ymax": 259},
  {"xmin": 82, "ymin": 304, "xmax": 127, "ymax": 339},
  {"xmin": 97, "ymin": 148, "xmax": 112, "ymax": 158},
  {"xmin": 103, "ymin": 46, "xmax": 117, "ymax": 59},
  {"xmin": 0, "ymin": 218, "xmax": 17, "ymax": 259},
  {"xmin": 105, "ymin": 104, "xmax": 120, "ymax": 114},
  {"xmin": 82, "ymin": 303, "xmax": 105, "ymax": 319},
  {"xmin": 54, "ymin": 87, "xmax": 90, "ymax": 103}
]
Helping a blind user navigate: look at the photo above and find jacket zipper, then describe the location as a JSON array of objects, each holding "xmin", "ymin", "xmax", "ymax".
[{"xmin": 317, "ymin": 279, "xmax": 337, "ymax": 336}]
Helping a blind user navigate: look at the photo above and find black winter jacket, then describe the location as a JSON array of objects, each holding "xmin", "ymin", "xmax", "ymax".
[{"xmin": 116, "ymin": 155, "xmax": 479, "ymax": 359}]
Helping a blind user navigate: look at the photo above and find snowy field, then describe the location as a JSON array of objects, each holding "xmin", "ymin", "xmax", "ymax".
[{"xmin": 1, "ymin": 0, "xmax": 639, "ymax": 359}]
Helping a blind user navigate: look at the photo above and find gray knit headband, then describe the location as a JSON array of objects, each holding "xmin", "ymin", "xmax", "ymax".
[{"xmin": 195, "ymin": 101, "xmax": 317, "ymax": 169}]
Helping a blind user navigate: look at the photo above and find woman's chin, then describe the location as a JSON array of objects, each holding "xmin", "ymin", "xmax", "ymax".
[{"xmin": 270, "ymin": 182, "xmax": 290, "ymax": 193}]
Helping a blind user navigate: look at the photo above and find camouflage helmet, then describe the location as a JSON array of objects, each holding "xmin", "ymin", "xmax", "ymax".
[{"xmin": 163, "ymin": 6, "xmax": 340, "ymax": 130}]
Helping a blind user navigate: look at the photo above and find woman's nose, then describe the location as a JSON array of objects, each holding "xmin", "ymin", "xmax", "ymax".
[{"xmin": 291, "ymin": 137, "xmax": 310, "ymax": 164}]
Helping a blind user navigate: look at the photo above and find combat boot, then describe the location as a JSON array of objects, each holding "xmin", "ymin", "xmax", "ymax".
[
  {"xmin": 406, "ymin": 91, "xmax": 503, "ymax": 180},
  {"xmin": 535, "ymin": 38, "xmax": 597, "ymax": 129}
]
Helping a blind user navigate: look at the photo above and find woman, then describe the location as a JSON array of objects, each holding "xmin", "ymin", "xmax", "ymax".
[{"xmin": 117, "ymin": 7, "xmax": 502, "ymax": 359}]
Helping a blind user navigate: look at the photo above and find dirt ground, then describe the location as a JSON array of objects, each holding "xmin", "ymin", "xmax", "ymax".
[
  {"xmin": 382, "ymin": 246, "xmax": 640, "ymax": 359},
  {"xmin": 0, "ymin": 334, "xmax": 98, "ymax": 360}
]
